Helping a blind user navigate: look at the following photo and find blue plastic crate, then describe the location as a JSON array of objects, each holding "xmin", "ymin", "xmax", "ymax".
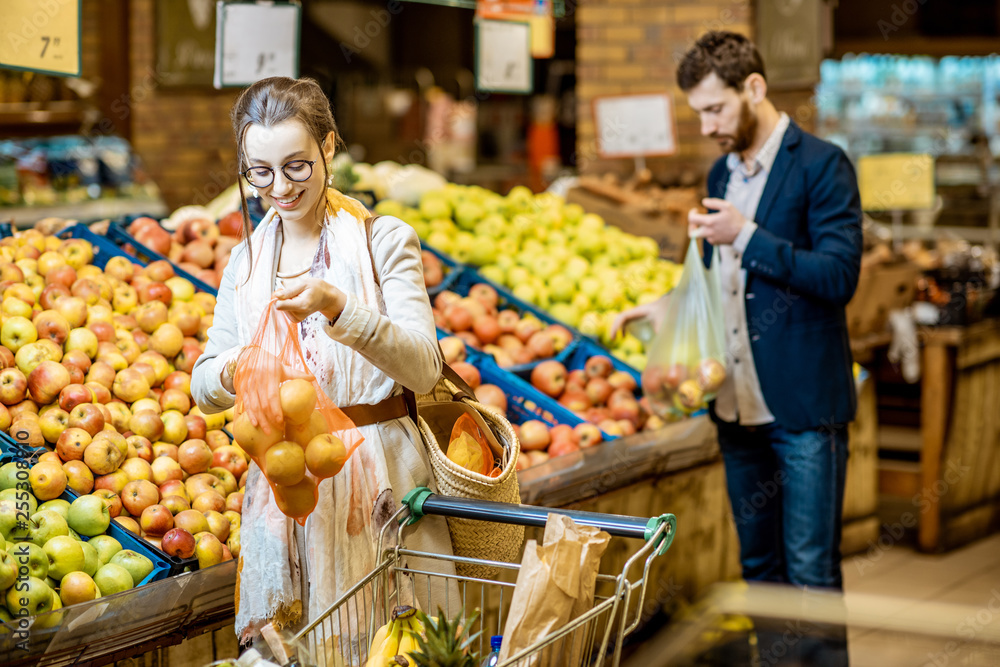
[
  {"xmin": 471, "ymin": 355, "xmax": 584, "ymax": 431},
  {"xmin": 0, "ymin": 222, "xmax": 13, "ymax": 239},
  {"xmin": 104, "ymin": 222, "xmax": 218, "ymax": 295},
  {"xmin": 0, "ymin": 429, "xmax": 46, "ymax": 463},
  {"xmin": 57, "ymin": 223, "xmax": 146, "ymax": 270},
  {"xmin": 435, "ymin": 267, "xmax": 580, "ymax": 373}
]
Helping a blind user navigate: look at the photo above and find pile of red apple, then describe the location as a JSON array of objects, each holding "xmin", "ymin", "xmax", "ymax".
[
  {"xmin": 443, "ymin": 359, "xmax": 603, "ymax": 471},
  {"xmin": 0, "ymin": 229, "xmax": 243, "ymax": 568},
  {"xmin": 641, "ymin": 357, "xmax": 726, "ymax": 416},
  {"xmin": 434, "ymin": 283, "xmax": 573, "ymax": 368},
  {"xmin": 125, "ymin": 212, "xmax": 243, "ymax": 290},
  {"xmin": 422, "ymin": 250, "xmax": 445, "ymax": 289},
  {"xmin": 529, "ymin": 355, "xmax": 668, "ymax": 437}
]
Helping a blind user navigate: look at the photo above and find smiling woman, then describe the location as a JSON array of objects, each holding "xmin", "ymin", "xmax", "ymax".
[{"xmin": 189, "ymin": 77, "xmax": 457, "ymax": 647}]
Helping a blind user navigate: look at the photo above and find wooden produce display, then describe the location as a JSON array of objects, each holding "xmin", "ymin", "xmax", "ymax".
[
  {"xmin": 845, "ymin": 260, "xmax": 921, "ymax": 338},
  {"xmin": 920, "ymin": 320, "xmax": 1000, "ymax": 551},
  {"xmin": 842, "ymin": 377, "xmax": 880, "ymax": 556}
]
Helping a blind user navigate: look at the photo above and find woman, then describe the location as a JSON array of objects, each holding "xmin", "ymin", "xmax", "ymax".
[{"xmin": 191, "ymin": 77, "xmax": 455, "ymax": 646}]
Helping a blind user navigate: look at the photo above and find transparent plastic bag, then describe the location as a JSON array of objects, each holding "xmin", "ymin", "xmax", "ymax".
[
  {"xmin": 232, "ymin": 298, "xmax": 364, "ymax": 524},
  {"xmin": 641, "ymin": 240, "xmax": 727, "ymax": 418}
]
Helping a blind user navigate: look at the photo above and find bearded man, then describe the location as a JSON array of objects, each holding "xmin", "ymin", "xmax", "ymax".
[{"xmin": 617, "ymin": 31, "xmax": 863, "ymax": 596}]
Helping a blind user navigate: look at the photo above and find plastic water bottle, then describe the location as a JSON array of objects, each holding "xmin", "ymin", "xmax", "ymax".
[{"xmin": 480, "ymin": 635, "xmax": 502, "ymax": 666}]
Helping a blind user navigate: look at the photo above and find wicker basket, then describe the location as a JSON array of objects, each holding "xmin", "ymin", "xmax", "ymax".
[{"xmin": 416, "ymin": 378, "xmax": 523, "ymax": 579}]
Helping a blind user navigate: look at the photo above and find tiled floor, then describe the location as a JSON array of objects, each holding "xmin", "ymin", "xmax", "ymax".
[{"xmin": 842, "ymin": 532, "xmax": 1000, "ymax": 666}]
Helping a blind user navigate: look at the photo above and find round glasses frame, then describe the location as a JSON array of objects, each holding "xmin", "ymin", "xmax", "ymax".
[{"xmin": 242, "ymin": 159, "xmax": 317, "ymax": 188}]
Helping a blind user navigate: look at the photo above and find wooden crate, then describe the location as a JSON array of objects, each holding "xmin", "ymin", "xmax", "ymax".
[{"xmin": 846, "ymin": 262, "xmax": 921, "ymax": 338}]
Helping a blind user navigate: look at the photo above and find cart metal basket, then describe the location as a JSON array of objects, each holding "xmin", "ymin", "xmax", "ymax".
[{"xmin": 288, "ymin": 489, "xmax": 676, "ymax": 667}]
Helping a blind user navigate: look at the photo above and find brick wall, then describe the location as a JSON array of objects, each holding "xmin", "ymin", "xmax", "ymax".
[
  {"xmin": 127, "ymin": 0, "xmax": 239, "ymax": 210},
  {"xmin": 575, "ymin": 0, "xmax": 816, "ymax": 186}
]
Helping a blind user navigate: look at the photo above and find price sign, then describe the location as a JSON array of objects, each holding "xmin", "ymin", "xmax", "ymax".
[
  {"xmin": 475, "ymin": 19, "xmax": 533, "ymax": 94},
  {"xmin": 858, "ymin": 153, "xmax": 935, "ymax": 211},
  {"xmin": 214, "ymin": 1, "xmax": 301, "ymax": 89},
  {"xmin": 0, "ymin": 0, "xmax": 81, "ymax": 77},
  {"xmin": 593, "ymin": 93, "xmax": 677, "ymax": 158}
]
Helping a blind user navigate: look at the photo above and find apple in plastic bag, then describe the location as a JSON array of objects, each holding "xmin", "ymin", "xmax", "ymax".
[{"xmin": 696, "ymin": 358, "xmax": 726, "ymax": 393}]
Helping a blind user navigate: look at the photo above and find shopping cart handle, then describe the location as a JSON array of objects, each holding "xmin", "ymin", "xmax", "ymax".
[{"xmin": 401, "ymin": 488, "xmax": 676, "ymax": 553}]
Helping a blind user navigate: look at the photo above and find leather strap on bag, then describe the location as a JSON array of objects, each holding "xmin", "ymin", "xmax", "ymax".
[{"xmin": 363, "ymin": 216, "xmax": 477, "ymax": 417}]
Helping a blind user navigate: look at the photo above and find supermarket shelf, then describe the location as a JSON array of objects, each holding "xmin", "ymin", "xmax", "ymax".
[
  {"xmin": 0, "ymin": 101, "xmax": 87, "ymax": 127},
  {"xmin": 0, "ymin": 198, "xmax": 168, "ymax": 227}
]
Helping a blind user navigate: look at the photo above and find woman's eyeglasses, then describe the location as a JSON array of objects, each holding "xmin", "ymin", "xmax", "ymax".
[{"xmin": 242, "ymin": 159, "xmax": 317, "ymax": 188}]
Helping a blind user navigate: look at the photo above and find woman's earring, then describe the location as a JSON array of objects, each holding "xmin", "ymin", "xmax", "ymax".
[
  {"xmin": 249, "ymin": 186, "xmax": 259, "ymax": 198},
  {"xmin": 327, "ymin": 174, "xmax": 333, "ymax": 186}
]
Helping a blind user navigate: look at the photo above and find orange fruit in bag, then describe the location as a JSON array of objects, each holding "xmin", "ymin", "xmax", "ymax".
[
  {"xmin": 264, "ymin": 441, "xmax": 306, "ymax": 486},
  {"xmin": 273, "ymin": 476, "xmax": 318, "ymax": 519},
  {"xmin": 305, "ymin": 433, "xmax": 348, "ymax": 477},
  {"xmin": 280, "ymin": 379, "xmax": 317, "ymax": 425}
]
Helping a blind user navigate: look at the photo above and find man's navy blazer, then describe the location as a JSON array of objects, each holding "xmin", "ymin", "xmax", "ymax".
[{"xmin": 703, "ymin": 120, "xmax": 863, "ymax": 432}]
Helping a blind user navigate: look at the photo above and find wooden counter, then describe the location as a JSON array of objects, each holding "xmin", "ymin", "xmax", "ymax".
[{"xmin": 854, "ymin": 319, "xmax": 1000, "ymax": 552}]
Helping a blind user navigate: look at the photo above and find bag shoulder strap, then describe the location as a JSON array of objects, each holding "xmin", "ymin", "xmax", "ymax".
[{"xmin": 363, "ymin": 215, "xmax": 382, "ymax": 289}]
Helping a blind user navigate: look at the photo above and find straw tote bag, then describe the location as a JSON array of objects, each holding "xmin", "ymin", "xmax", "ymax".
[{"xmin": 364, "ymin": 216, "xmax": 524, "ymax": 577}]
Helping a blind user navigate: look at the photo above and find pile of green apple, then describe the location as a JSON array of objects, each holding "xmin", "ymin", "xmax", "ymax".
[
  {"xmin": 375, "ymin": 185, "xmax": 683, "ymax": 369},
  {"xmin": 0, "ymin": 470, "xmax": 158, "ymax": 622},
  {"xmin": 0, "ymin": 229, "xmax": 243, "ymax": 567}
]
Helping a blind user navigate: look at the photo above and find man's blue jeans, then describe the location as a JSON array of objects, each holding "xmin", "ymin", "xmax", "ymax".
[{"xmin": 716, "ymin": 419, "xmax": 850, "ymax": 590}]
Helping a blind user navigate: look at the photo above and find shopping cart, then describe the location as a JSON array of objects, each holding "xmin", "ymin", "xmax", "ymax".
[{"xmin": 287, "ymin": 488, "xmax": 676, "ymax": 667}]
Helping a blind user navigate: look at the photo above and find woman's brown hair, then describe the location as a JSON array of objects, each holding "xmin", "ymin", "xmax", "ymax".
[{"xmin": 230, "ymin": 77, "xmax": 340, "ymax": 272}]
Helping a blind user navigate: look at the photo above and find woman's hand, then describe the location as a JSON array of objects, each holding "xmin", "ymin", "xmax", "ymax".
[{"xmin": 274, "ymin": 278, "xmax": 346, "ymax": 323}]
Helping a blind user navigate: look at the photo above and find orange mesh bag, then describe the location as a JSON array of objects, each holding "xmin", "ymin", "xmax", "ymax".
[{"xmin": 232, "ymin": 297, "xmax": 364, "ymax": 524}]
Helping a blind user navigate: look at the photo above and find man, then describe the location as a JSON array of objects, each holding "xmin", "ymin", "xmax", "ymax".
[{"xmin": 617, "ymin": 31, "xmax": 862, "ymax": 592}]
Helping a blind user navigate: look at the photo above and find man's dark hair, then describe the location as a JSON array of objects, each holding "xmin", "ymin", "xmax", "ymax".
[{"xmin": 677, "ymin": 31, "xmax": 766, "ymax": 92}]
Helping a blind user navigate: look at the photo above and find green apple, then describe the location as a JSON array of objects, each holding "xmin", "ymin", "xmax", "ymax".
[
  {"xmin": 37, "ymin": 499, "xmax": 71, "ymax": 521},
  {"xmin": 512, "ymin": 283, "xmax": 536, "ymax": 305},
  {"xmin": 8, "ymin": 540, "xmax": 47, "ymax": 579},
  {"xmin": 0, "ymin": 487, "xmax": 38, "ymax": 517},
  {"xmin": 6, "ymin": 576, "xmax": 53, "ymax": 616},
  {"xmin": 87, "ymin": 535, "xmax": 122, "ymax": 567},
  {"xmin": 109, "ymin": 549, "xmax": 153, "ymax": 586},
  {"xmin": 33, "ymin": 589, "xmax": 64, "ymax": 629},
  {"xmin": 46, "ymin": 576, "xmax": 59, "ymax": 589},
  {"xmin": 548, "ymin": 275, "xmax": 576, "ymax": 303},
  {"xmin": 0, "ymin": 606, "xmax": 12, "ymax": 626},
  {"xmin": 478, "ymin": 264, "xmax": 505, "ymax": 285},
  {"xmin": 0, "ymin": 550, "xmax": 17, "ymax": 589},
  {"xmin": 93, "ymin": 563, "xmax": 133, "ymax": 595},
  {"xmin": 68, "ymin": 526, "xmax": 83, "ymax": 541},
  {"xmin": 79, "ymin": 541, "xmax": 99, "ymax": 577},
  {"xmin": 43, "ymin": 535, "xmax": 86, "ymax": 580},
  {"xmin": 0, "ymin": 507, "xmax": 15, "ymax": 542},
  {"xmin": 0, "ymin": 462, "xmax": 24, "ymax": 491},
  {"xmin": 67, "ymin": 494, "xmax": 110, "ymax": 537},
  {"xmin": 28, "ymin": 510, "xmax": 69, "ymax": 546}
]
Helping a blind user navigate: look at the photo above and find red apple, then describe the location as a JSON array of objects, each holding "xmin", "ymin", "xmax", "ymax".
[{"xmin": 530, "ymin": 360, "xmax": 567, "ymax": 398}]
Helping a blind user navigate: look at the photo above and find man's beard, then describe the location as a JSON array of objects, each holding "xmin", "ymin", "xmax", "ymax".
[{"xmin": 712, "ymin": 100, "xmax": 757, "ymax": 155}]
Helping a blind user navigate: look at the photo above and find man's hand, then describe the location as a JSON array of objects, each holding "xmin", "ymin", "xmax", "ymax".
[
  {"xmin": 610, "ymin": 294, "xmax": 671, "ymax": 339},
  {"xmin": 274, "ymin": 278, "xmax": 345, "ymax": 323},
  {"xmin": 688, "ymin": 197, "xmax": 746, "ymax": 245}
]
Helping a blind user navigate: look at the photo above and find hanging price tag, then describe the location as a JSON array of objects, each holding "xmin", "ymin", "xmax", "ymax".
[
  {"xmin": 475, "ymin": 19, "xmax": 533, "ymax": 94},
  {"xmin": 858, "ymin": 153, "xmax": 935, "ymax": 211},
  {"xmin": 214, "ymin": 1, "xmax": 301, "ymax": 89},
  {"xmin": 0, "ymin": 0, "xmax": 81, "ymax": 77},
  {"xmin": 593, "ymin": 93, "xmax": 678, "ymax": 158}
]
